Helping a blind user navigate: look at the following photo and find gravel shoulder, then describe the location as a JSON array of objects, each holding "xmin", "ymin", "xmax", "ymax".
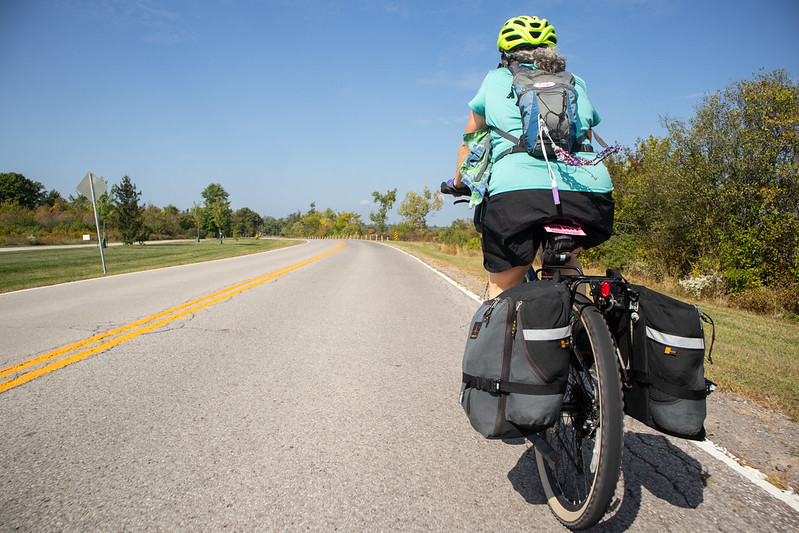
[{"xmin": 401, "ymin": 247, "xmax": 799, "ymax": 495}]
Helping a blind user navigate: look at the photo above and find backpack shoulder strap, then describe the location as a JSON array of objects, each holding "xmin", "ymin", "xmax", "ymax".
[
  {"xmin": 491, "ymin": 127, "xmax": 520, "ymax": 144},
  {"xmin": 505, "ymin": 63, "xmax": 531, "ymax": 76},
  {"xmin": 573, "ymin": 129, "xmax": 608, "ymax": 153},
  {"xmin": 590, "ymin": 130, "xmax": 608, "ymax": 148}
]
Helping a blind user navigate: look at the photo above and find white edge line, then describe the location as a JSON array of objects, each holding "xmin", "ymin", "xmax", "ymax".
[
  {"xmin": 378, "ymin": 241, "xmax": 799, "ymax": 512},
  {"xmin": 692, "ymin": 439, "xmax": 799, "ymax": 511},
  {"xmin": 380, "ymin": 242, "xmax": 481, "ymax": 303}
]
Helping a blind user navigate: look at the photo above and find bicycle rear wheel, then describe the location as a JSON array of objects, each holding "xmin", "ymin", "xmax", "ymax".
[{"xmin": 534, "ymin": 297, "xmax": 624, "ymax": 530}]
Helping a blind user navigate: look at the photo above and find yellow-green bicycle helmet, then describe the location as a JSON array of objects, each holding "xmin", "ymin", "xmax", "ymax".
[{"xmin": 497, "ymin": 16, "xmax": 557, "ymax": 51}]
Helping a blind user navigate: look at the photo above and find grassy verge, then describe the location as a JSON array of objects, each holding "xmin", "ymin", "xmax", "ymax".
[
  {"xmin": 392, "ymin": 241, "xmax": 487, "ymax": 280},
  {"xmin": 391, "ymin": 241, "xmax": 799, "ymax": 421},
  {"xmin": 0, "ymin": 238, "xmax": 299, "ymax": 293}
]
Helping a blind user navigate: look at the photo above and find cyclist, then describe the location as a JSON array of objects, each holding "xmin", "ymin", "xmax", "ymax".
[{"xmin": 453, "ymin": 15, "xmax": 615, "ymax": 299}]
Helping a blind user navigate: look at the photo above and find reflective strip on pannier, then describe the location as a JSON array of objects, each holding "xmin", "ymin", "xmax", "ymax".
[
  {"xmin": 645, "ymin": 326, "xmax": 705, "ymax": 350},
  {"xmin": 522, "ymin": 326, "xmax": 571, "ymax": 342}
]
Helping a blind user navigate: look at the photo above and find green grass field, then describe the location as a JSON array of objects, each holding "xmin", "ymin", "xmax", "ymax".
[
  {"xmin": 392, "ymin": 241, "xmax": 799, "ymax": 421},
  {"xmin": 0, "ymin": 238, "xmax": 299, "ymax": 293}
]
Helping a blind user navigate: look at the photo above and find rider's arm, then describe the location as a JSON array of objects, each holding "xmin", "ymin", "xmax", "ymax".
[
  {"xmin": 454, "ymin": 110, "xmax": 488, "ymax": 187},
  {"xmin": 572, "ymin": 75, "xmax": 601, "ymax": 138}
]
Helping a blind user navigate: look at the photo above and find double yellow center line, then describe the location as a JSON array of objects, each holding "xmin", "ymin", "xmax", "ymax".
[{"xmin": 0, "ymin": 241, "xmax": 345, "ymax": 393}]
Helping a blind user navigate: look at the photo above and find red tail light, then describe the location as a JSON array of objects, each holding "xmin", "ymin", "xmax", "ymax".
[{"xmin": 600, "ymin": 282, "xmax": 611, "ymax": 298}]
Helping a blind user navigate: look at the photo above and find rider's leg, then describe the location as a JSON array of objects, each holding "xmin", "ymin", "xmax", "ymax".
[
  {"xmin": 488, "ymin": 264, "xmax": 530, "ymax": 299},
  {"xmin": 540, "ymin": 245, "xmax": 583, "ymax": 274},
  {"xmin": 561, "ymin": 251, "xmax": 589, "ymax": 295},
  {"xmin": 562, "ymin": 251, "xmax": 582, "ymax": 276}
]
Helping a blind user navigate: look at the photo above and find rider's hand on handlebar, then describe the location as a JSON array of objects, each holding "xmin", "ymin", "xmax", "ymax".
[{"xmin": 440, "ymin": 178, "xmax": 471, "ymax": 197}]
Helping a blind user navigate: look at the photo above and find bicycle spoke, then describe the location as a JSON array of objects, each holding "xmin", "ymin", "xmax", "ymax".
[
  {"xmin": 535, "ymin": 301, "xmax": 624, "ymax": 529},
  {"xmin": 552, "ymin": 423, "xmax": 581, "ymax": 475}
]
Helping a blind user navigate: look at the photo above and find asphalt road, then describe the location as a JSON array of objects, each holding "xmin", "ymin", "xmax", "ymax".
[{"xmin": 1, "ymin": 239, "xmax": 797, "ymax": 531}]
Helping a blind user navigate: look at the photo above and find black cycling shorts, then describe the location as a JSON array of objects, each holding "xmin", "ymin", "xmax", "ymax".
[{"xmin": 477, "ymin": 189, "xmax": 615, "ymax": 273}]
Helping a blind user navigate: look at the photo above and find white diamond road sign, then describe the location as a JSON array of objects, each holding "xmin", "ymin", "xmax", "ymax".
[{"xmin": 77, "ymin": 172, "xmax": 107, "ymax": 201}]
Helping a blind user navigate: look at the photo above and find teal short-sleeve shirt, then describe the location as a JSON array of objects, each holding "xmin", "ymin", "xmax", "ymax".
[{"xmin": 468, "ymin": 67, "xmax": 613, "ymax": 197}]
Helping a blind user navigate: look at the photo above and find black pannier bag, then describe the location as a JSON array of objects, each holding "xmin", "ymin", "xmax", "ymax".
[
  {"xmin": 460, "ymin": 281, "xmax": 572, "ymax": 439},
  {"xmin": 612, "ymin": 284, "xmax": 715, "ymax": 441}
]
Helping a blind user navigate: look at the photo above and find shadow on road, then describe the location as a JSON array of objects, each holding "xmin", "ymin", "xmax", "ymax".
[
  {"xmin": 507, "ymin": 431, "xmax": 707, "ymax": 531},
  {"xmin": 506, "ymin": 440, "xmax": 547, "ymax": 505}
]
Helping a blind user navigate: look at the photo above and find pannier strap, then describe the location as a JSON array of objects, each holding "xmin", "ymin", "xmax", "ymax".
[
  {"xmin": 701, "ymin": 312, "xmax": 716, "ymax": 364},
  {"xmin": 462, "ymin": 373, "xmax": 565, "ymax": 396},
  {"xmin": 631, "ymin": 371, "xmax": 709, "ymax": 400}
]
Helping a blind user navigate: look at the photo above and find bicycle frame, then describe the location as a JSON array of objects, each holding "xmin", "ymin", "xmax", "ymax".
[{"xmin": 532, "ymin": 264, "xmax": 633, "ymax": 386}]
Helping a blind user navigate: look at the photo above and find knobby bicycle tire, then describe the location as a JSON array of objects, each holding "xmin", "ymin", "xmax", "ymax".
[{"xmin": 534, "ymin": 297, "xmax": 624, "ymax": 530}]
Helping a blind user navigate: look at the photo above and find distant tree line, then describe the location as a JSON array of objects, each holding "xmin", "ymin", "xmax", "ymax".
[
  {"xmin": 0, "ymin": 174, "xmax": 447, "ymax": 246},
  {"xmin": 0, "ymin": 176, "xmax": 268, "ymax": 245}
]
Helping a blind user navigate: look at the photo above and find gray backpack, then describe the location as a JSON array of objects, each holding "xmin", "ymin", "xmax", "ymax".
[
  {"xmin": 493, "ymin": 66, "xmax": 583, "ymax": 162},
  {"xmin": 460, "ymin": 281, "xmax": 572, "ymax": 439}
]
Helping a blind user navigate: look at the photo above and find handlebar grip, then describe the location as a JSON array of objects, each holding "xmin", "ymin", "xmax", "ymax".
[{"xmin": 440, "ymin": 181, "xmax": 471, "ymax": 197}]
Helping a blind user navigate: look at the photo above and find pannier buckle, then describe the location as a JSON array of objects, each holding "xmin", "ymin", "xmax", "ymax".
[{"xmin": 476, "ymin": 377, "xmax": 502, "ymax": 393}]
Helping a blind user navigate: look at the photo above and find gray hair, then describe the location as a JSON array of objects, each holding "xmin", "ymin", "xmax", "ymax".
[{"xmin": 501, "ymin": 46, "xmax": 566, "ymax": 73}]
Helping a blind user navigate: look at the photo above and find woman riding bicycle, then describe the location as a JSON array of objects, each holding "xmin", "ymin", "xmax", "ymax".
[{"xmin": 453, "ymin": 15, "xmax": 615, "ymax": 299}]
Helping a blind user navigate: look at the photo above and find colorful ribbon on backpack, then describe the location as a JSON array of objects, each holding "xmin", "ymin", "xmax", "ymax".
[{"xmin": 553, "ymin": 144, "xmax": 622, "ymax": 167}]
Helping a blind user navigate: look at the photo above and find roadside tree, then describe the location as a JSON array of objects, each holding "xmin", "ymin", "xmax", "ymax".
[
  {"xmin": 0, "ymin": 172, "xmax": 45, "ymax": 209},
  {"xmin": 201, "ymin": 183, "xmax": 232, "ymax": 238},
  {"xmin": 333, "ymin": 211, "xmax": 365, "ymax": 236},
  {"xmin": 262, "ymin": 215, "xmax": 283, "ymax": 236},
  {"xmin": 40, "ymin": 189, "xmax": 62, "ymax": 208},
  {"xmin": 232, "ymin": 207, "xmax": 263, "ymax": 237},
  {"xmin": 370, "ymin": 188, "xmax": 397, "ymax": 233},
  {"xmin": 397, "ymin": 186, "xmax": 443, "ymax": 231},
  {"xmin": 191, "ymin": 202, "xmax": 204, "ymax": 239},
  {"xmin": 111, "ymin": 176, "xmax": 144, "ymax": 245}
]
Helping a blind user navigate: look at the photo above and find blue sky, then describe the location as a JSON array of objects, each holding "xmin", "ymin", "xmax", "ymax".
[{"xmin": 2, "ymin": 0, "xmax": 798, "ymax": 226}]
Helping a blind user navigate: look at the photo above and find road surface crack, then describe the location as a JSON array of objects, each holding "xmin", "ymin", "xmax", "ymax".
[{"xmin": 625, "ymin": 431, "xmax": 707, "ymax": 508}]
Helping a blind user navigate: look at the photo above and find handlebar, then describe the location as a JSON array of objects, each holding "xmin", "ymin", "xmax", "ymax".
[{"xmin": 440, "ymin": 180, "xmax": 471, "ymax": 197}]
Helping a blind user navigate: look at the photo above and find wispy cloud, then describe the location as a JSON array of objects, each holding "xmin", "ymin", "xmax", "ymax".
[
  {"xmin": 381, "ymin": 2, "xmax": 411, "ymax": 17},
  {"xmin": 74, "ymin": 0, "xmax": 194, "ymax": 44}
]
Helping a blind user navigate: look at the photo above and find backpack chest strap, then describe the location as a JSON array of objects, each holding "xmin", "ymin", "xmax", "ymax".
[{"xmin": 491, "ymin": 127, "xmax": 597, "ymax": 163}]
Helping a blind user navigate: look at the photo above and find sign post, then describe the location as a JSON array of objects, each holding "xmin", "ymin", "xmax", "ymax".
[{"xmin": 77, "ymin": 172, "xmax": 108, "ymax": 274}]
